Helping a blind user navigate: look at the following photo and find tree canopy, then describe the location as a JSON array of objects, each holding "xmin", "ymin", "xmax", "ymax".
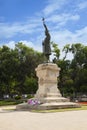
[
  {"xmin": 52, "ymin": 42, "xmax": 87, "ymax": 97},
  {"xmin": 0, "ymin": 42, "xmax": 87, "ymax": 98}
]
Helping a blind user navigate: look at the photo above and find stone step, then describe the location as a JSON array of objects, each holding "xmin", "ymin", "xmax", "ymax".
[
  {"xmin": 37, "ymin": 102, "xmax": 80, "ymax": 110},
  {"xmin": 16, "ymin": 102, "xmax": 80, "ymax": 111},
  {"xmin": 46, "ymin": 93, "xmax": 61, "ymax": 97},
  {"xmin": 43, "ymin": 97, "xmax": 69, "ymax": 103}
]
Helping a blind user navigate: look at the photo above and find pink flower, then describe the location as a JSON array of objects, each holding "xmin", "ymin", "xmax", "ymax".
[{"xmin": 28, "ymin": 99, "xmax": 40, "ymax": 105}]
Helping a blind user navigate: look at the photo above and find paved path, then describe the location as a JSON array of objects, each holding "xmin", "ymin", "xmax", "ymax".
[{"xmin": 0, "ymin": 106, "xmax": 87, "ymax": 130}]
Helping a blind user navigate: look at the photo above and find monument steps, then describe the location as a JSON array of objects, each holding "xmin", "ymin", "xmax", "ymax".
[
  {"xmin": 37, "ymin": 102, "xmax": 80, "ymax": 110},
  {"xmin": 16, "ymin": 101, "xmax": 80, "ymax": 111},
  {"xmin": 46, "ymin": 93, "xmax": 61, "ymax": 97},
  {"xmin": 42, "ymin": 97, "xmax": 69, "ymax": 103}
]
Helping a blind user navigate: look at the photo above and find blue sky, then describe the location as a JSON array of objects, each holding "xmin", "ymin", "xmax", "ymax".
[{"xmin": 0, "ymin": 0, "xmax": 87, "ymax": 59}]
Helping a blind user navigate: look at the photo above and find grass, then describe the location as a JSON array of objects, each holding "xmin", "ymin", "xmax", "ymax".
[
  {"xmin": 1, "ymin": 105, "xmax": 87, "ymax": 112},
  {"xmin": 31, "ymin": 105, "xmax": 87, "ymax": 113},
  {"xmin": 0, "ymin": 100, "xmax": 87, "ymax": 113},
  {"xmin": 0, "ymin": 100, "xmax": 23, "ymax": 106}
]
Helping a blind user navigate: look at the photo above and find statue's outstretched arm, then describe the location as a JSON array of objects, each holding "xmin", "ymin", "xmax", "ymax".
[{"xmin": 42, "ymin": 18, "xmax": 48, "ymax": 32}]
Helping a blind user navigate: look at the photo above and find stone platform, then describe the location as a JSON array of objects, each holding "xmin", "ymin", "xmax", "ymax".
[
  {"xmin": 16, "ymin": 63, "xmax": 80, "ymax": 111},
  {"xmin": 16, "ymin": 100, "xmax": 80, "ymax": 111}
]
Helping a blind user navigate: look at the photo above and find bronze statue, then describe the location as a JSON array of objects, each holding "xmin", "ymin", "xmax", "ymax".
[{"xmin": 42, "ymin": 18, "xmax": 51, "ymax": 61}]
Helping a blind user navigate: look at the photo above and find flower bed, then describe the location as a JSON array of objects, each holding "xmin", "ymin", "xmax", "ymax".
[
  {"xmin": 79, "ymin": 102, "xmax": 87, "ymax": 105},
  {"xmin": 27, "ymin": 99, "xmax": 40, "ymax": 105}
]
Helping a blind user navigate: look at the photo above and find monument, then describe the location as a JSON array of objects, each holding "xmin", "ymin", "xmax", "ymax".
[
  {"xmin": 42, "ymin": 17, "xmax": 51, "ymax": 62},
  {"xmin": 16, "ymin": 19, "xmax": 80, "ymax": 110}
]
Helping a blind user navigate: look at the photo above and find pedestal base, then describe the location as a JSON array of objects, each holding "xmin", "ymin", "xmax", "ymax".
[
  {"xmin": 16, "ymin": 101, "xmax": 80, "ymax": 111},
  {"xmin": 16, "ymin": 63, "xmax": 80, "ymax": 111}
]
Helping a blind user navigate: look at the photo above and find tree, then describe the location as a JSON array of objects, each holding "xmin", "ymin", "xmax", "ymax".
[
  {"xmin": 0, "ymin": 42, "xmax": 87, "ymax": 98},
  {"xmin": 52, "ymin": 42, "xmax": 87, "ymax": 96},
  {"xmin": 24, "ymin": 76, "xmax": 38, "ymax": 94},
  {"xmin": 51, "ymin": 42, "xmax": 60, "ymax": 62},
  {"xmin": 14, "ymin": 42, "xmax": 44, "ymax": 94},
  {"xmin": 0, "ymin": 42, "xmax": 45, "ymax": 97},
  {"xmin": 69, "ymin": 44, "xmax": 87, "ymax": 94},
  {"xmin": 62, "ymin": 44, "xmax": 70, "ymax": 60},
  {"xmin": 0, "ymin": 46, "xmax": 18, "ymax": 97}
]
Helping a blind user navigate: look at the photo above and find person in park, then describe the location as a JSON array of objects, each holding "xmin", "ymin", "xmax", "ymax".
[{"xmin": 42, "ymin": 18, "xmax": 51, "ymax": 61}]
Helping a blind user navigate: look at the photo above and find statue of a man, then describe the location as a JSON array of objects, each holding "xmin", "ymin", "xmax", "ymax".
[{"xmin": 42, "ymin": 18, "xmax": 51, "ymax": 61}]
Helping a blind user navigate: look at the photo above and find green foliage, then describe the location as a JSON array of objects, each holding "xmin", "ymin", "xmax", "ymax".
[
  {"xmin": 51, "ymin": 41, "xmax": 60, "ymax": 61},
  {"xmin": 80, "ymin": 85, "xmax": 87, "ymax": 93},
  {"xmin": 14, "ymin": 95, "xmax": 21, "ymax": 100},
  {"xmin": 27, "ymin": 94, "xmax": 34, "ymax": 99},
  {"xmin": 24, "ymin": 76, "xmax": 38, "ymax": 94},
  {"xmin": 62, "ymin": 44, "xmax": 70, "ymax": 60},
  {"xmin": 54, "ymin": 43, "xmax": 87, "ymax": 96},
  {"xmin": 0, "ymin": 100, "xmax": 23, "ymax": 106},
  {"xmin": 0, "ymin": 42, "xmax": 87, "ymax": 99},
  {"xmin": 0, "ymin": 42, "xmax": 43, "ymax": 98}
]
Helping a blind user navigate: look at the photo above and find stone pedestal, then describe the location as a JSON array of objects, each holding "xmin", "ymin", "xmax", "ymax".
[
  {"xmin": 16, "ymin": 63, "xmax": 80, "ymax": 111},
  {"xmin": 35, "ymin": 63, "xmax": 61, "ymax": 100}
]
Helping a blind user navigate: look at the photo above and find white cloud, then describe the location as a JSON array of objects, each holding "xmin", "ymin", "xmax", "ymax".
[
  {"xmin": 51, "ymin": 27, "xmax": 87, "ymax": 50},
  {"xmin": 0, "ymin": 41, "xmax": 15, "ymax": 48},
  {"xmin": 0, "ymin": 0, "xmax": 81, "ymax": 41},
  {"xmin": 50, "ymin": 26, "xmax": 87, "ymax": 60},
  {"xmin": 4, "ymin": 25, "xmax": 87, "ymax": 55},
  {"xmin": 0, "ymin": 23, "xmax": 87, "ymax": 53},
  {"xmin": 43, "ymin": 0, "xmax": 67, "ymax": 16},
  {"xmin": 0, "ymin": 12, "xmax": 80, "ymax": 39},
  {"xmin": 70, "ymin": 14, "xmax": 80, "ymax": 21},
  {"xmin": 47, "ymin": 13, "xmax": 80, "ymax": 26},
  {"xmin": 0, "ymin": 20, "xmax": 41, "ymax": 38},
  {"xmin": 1, "ymin": 24, "xmax": 87, "ymax": 61},
  {"xmin": 19, "ymin": 40, "xmax": 42, "ymax": 52},
  {"xmin": 78, "ymin": 1, "xmax": 87, "ymax": 10},
  {"xmin": 1, "ymin": 40, "xmax": 42, "ymax": 52},
  {"xmin": 5, "ymin": 41, "xmax": 16, "ymax": 48},
  {"xmin": 0, "ymin": 0, "xmax": 87, "ymax": 61}
]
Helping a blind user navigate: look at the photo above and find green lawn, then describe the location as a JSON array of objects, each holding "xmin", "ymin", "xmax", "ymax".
[
  {"xmin": 0, "ymin": 100, "xmax": 23, "ymax": 106},
  {"xmin": 31, "ymin": 105, "xmax": 87, "ymax": 113},
  {"xmin": 0, "ymin": 100, "xmax": 87, "ymax": 113}
]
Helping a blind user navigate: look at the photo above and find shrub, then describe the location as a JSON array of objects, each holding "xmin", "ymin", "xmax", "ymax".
[
  {"xmin": 14, "ymin": 95, "xmax": 21, "ymax": 100},
  {"xmin": 27, "ymin": 94, "xmax": 34, "ymax": 99}
]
